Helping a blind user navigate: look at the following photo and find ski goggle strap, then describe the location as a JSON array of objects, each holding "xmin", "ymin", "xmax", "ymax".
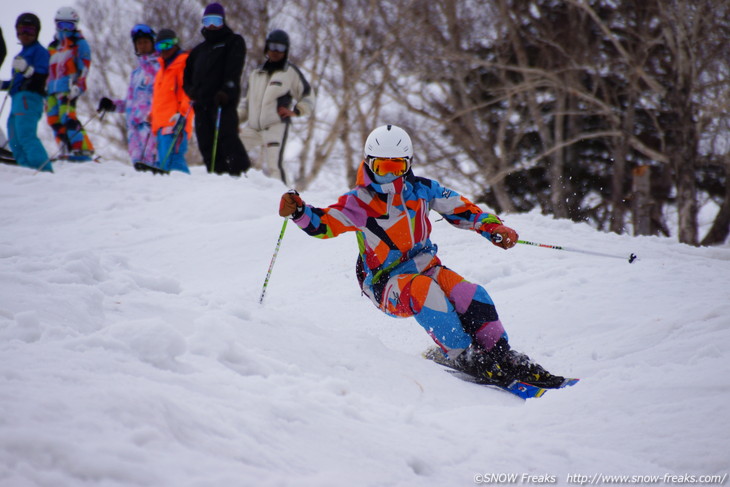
[
  {"xmin": 202, "ymin": 15, "xmax": 224, "ymax": 28},
  {"xmin": 155, "ymin": 38, "xmax": 178, "ymax": 52},
  {"xmin": 368, "ymin": 157, "xmax": 410, "ymax": 177}
]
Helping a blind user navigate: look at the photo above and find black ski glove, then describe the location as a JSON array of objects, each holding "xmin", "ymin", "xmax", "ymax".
[
  {"xmin": 214, "ymin": 91, "xmax": 229, "ymax": 107},
  {"xmin": 97, "ymin": 97, "xmax": 115, "ymax": 113}
]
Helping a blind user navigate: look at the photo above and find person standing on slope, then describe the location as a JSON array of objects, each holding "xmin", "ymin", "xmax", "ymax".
[
  {"xmin": 241, "ymin": 29, "xmax": 314, "ymax": 185},
  {"xmin": 0, "ymin": 26, "xmax": 14, "ymax": 162},
  {"xmin": 149, "ymin": 29, "xmax": 192, "ymax": 174},
  {"xmin": 97, "ymin": 24, "xmax": 159, "ymax": 171},
  {"xmin": 278, "ymin": 124, "xmax": 566, "ymax": 388},
  {"xmin": 0, "ymin": 13, "xmax": 51, "ymax": 172},
  {"xmin": 183, "ymin": 3, "xmax": 250, "ymax": 177},
  {"xmin": 46, "ymin": 6, "xmax": 95, "ymax": 162}
]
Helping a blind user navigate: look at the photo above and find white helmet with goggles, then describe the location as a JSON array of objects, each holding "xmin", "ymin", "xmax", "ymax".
[
  {"xmin": 364, "ymin": 124, "xmax": 413, "ymax": 180},
  {"xmin": 55, "ymin": 6, "xmax": 80, "ymax": 23}
]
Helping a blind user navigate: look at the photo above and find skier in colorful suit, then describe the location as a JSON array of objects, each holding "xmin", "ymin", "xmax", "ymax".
[
  {"xmin": 97, "ymin": 24, "xmax": 159, "ymax": 171},
  {"xmin": 46, "ymin": 6, "xmax": 95, "ymax": 161},
  {"xmin": 279, "ymin": 124, "xmax": 566, "ymax": 388},
  {"xmin": 0, "ymin": 13, "xmax": 51, "ymax": 171}
]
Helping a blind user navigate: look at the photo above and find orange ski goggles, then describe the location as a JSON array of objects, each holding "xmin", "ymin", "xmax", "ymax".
[{"xmin": 368, "ymin": 157, "xmax": 410, "ymax": 177}]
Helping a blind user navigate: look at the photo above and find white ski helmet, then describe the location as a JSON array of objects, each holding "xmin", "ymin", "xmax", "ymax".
[
  {"xmin": 55, "ymin": 6, "xmax": 80, "ymax": 24},
  {"xmin": 364, "ymin": 124, "xmax": 413, "ymax": 160},
  {"xmin": 364, "ymin": 124, "xmax": 413, "ymax": 178}
]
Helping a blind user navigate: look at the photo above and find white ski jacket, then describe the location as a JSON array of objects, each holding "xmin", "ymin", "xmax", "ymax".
[{"xmin": 243, "ymin": 61, "xmax": 314, "ymax": 130}]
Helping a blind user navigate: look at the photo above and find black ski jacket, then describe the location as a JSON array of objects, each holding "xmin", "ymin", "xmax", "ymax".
[{"xmin": 183, "ymin": 25, "xmax": 246, "ymax": 105}]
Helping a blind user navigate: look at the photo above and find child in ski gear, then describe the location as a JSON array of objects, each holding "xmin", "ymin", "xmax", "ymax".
[
  {"xmin": 97, "ymin": 24, "xmax": 159, "ymax": 171},
  {"xmin": 0, "ymin": 13, "xmax": 51, "ymax": 172},
  {"xmin": 150, "ymin": 29, "xmax": 192, "ymax": 174},
  {"xmin": 279, "ymin": 124, "xmax": 565, "ymax": 388},
  {"xmin": 46, "ymin": 6, "xmax": 95, "ymax": 162},
  {"xmin": 0, "ymin": 27, "xmax": 6, "ymax": 67},
  {"xmin": 241, "ymin": 29, "xmax": 314, "ymax": 185},
  {"xmin": 183, "ymin": 3, "xmax": 250, "ymax": 177},
  {"xmin": 0, "ymin": 26, "xmax": 13, "ymax": 162}
]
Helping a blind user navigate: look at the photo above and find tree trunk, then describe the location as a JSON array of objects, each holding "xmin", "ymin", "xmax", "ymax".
[
  {"xmin": 700, "ymin": 162, "xmax": 730, "ymax": 245},
  {"xmin": 632, "ymin": 165, "xmax": 652, "ymax": 236},
  {"xmin": 550, "ymin": 91, "xmax": 568, "ymax": 219},
  {"xmin": 610, "ymin": 98, "xmax": 635, "ymax": 234},
  {"xmin": 610, "ymin": 137, "xmax": 628, "ymax": 234}
]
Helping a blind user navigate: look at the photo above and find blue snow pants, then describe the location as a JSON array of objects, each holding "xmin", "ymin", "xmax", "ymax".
[
  {"xmin": 156, "ymin": 129, "xmax": 190, "ymax": 174},
  {"xmin": 8, "ymin": 92, "xmax": 50, "ymax": 172}
]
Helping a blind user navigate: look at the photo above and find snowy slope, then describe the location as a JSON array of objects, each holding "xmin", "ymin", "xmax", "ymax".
[{"xmin": 1, "ymin": 161, "xmax": 729, "ymax": 487}]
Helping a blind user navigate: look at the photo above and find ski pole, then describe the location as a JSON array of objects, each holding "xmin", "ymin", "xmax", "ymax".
[
  {"xmin": 0, "ymin": 92, "xmax": 10, "ymax": 119},
  {"xmin": 0, "ymin": 79, "xmax": 13, "ymax": 119},
  {"xmin": 259, "ymin": 218, "xmax": 289, "ymax": 304},
  {"xmin": 210, "ymin": 106, "xmax": 222, "ymax": 174},
  {"xmin": 515, "ymin": 238, "xmax": 637, "ymax": 263}
]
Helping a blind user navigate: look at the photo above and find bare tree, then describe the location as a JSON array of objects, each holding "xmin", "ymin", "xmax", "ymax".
[{"xmin": 74, "ymin": 0, "xmax": 729, "ymax": 245}]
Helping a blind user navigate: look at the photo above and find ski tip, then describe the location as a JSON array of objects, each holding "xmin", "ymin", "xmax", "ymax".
[
  {"xmin": 561, "ymin": 378, "xmax": 580, "ymax": 388},
  {"xmin": 509, "ymin": 381, "xmax": 547, "ymax": 399}
]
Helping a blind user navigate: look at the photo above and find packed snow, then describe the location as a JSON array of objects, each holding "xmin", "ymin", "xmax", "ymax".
[{"xmin": 1, "ymin": 161, "xmax": 729, "ymax": 487}]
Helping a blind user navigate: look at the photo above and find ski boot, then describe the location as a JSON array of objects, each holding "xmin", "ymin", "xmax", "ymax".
[
  {"xmin": 66, "ymin": 150, "xmax": 95, "ymax": 162},
  {"xmin": 454, "ymin": 343, "xmax": 512, "ymax": 387},
  {"xmin": 492, "ymin": 338, "xmax": 566, "ymax": 388},
  {"xmin": 457, "ymin": 338, "xmax": 566, "ymax": 389}
]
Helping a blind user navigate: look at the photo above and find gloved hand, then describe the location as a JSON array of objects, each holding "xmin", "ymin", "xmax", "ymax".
[
  {"xmin": 214, "ymin": 90, "xmax": 229, "ymax": 107},
  {"xmin": 69, "ymin": 84, "xmax": 81, "ymax": 100},
  {"xmin": 489, "ymin": 224, "xmax": 519, "ymax": 249},
  {"xmin": 12, "ymin": 56, "xmax": 35, "ymax": 78},
  {"xmin": 97, "ymin": 97, "xmax": 115, "ymax": 113},
  {"xmin": 279, "ymin": 190, "xmax": 305, "ymax": 218}
]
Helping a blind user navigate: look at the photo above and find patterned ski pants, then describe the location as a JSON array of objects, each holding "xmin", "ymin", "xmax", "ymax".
[
  {"xmin": 380, "ymin": 265, "xmax": 507, "ymax": 358},
  {"xmin": 46, "ymin": 94, "xmax": 94, "ymax": 153},
  {"xmin": 127, "ymin": 122, "xmax": 156, "ymax": 165}
]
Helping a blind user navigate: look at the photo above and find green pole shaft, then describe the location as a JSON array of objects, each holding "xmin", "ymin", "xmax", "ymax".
[
  {"xmin": 259, "ymin": 218, "xmax": 289, "ymax": 304},
  {"xmin": 210, "ymin": 106, "xmax": 222, "ymax": 174}
]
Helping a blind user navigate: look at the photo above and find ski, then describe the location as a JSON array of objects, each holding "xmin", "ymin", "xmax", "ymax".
[
  {"xmin": 134, "ymin": 162, "xmax": 169, "ymax": 175},
  {"xmin": 423, "ymin": 347, "xmax": 578, "ymax": 400},
  {"xmin": 51, "ymin": 154, "xmax": 102, "ymax": 163},
  {"xmin": 0, "ymin": 148, "xmax": 16, "ymax": 165}
]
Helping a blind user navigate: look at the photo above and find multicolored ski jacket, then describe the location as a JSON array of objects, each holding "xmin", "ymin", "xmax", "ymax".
[
  {"xmin": 47, "ymin": 30, "xmax": 91, "ymax": 95},
  {"xmin": 292, "ymin": 162, "xmax": 504, "ymax": 305},
  {"xmin": 112, "ymin": 54, "xmax": 159, "ymax": 127}
]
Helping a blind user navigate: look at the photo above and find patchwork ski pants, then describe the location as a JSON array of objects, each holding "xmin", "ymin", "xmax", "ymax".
[
  {"xmin": 380, "ymin": 265, "xmax": 507, "ymax": 358},
  {"xmin": 46, "ymin": 94, "xmax": 94, "ymax": 154}
]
